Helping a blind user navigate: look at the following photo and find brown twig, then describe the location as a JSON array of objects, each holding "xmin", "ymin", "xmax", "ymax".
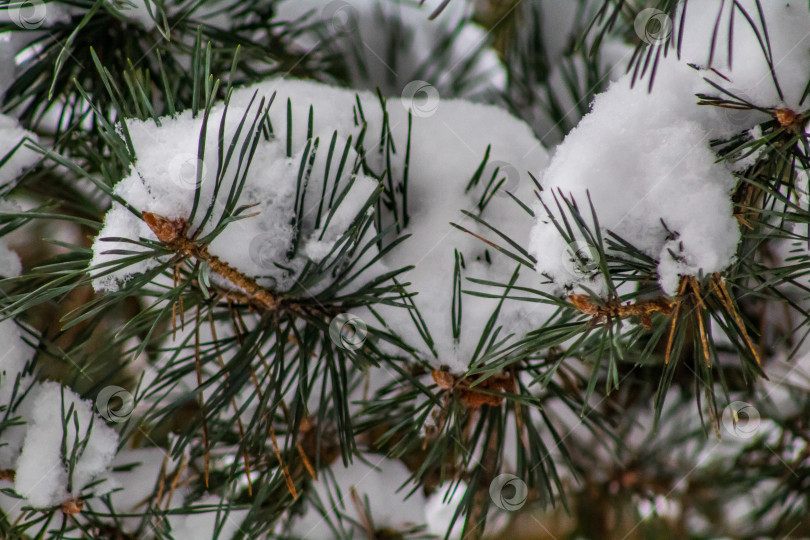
[
  {"xmin": 569, "ymin": 294, "xmax": 675, "ymax": 330},
  {"xmin": 774, "ymin": 107, "xmax": 807, "ymax": 133},
  {"xmin": 142, "ymin": 212, "xmax": 282, "ymax": 311},
  {"xmin": 431, "ymin": 369, "xmax": 515, "ymax": 409},
  {"xmin": 61, "ymin": 498, "xmax": 84, "ymax": 515}
]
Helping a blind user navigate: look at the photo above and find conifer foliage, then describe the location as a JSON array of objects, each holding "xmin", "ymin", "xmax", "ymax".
[{"xmin": 1, "ymin": 0, "xmax": 810, "ymax": 538}]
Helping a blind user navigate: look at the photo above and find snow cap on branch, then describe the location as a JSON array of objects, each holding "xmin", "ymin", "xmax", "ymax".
[
  {"xmin": 92, "ymin": 77, "xmax": 550, "ymax": 374},
  {"xmin": 91, "ymin": 85, "xmax": 379, "ymax": 295},
  {"xmin": 530, "ymin": 0, "xmax": 810, "ymax": 295},
  {"xmin": 14, "ymin": 382, "xmax": 119, "ymax": 508}
]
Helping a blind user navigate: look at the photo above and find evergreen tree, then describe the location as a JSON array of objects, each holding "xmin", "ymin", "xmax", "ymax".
[{"xmin": 0, "ymin": 0, "xmax": 809, "ymax": 538}]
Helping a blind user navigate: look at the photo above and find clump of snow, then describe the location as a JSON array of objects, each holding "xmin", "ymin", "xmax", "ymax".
[
  {"xmin": 0, "ymin": 248, "xmax": 21, "ymax": 279},
  {"xmin": 506, "ymin": 1, "xmax": 634, "ymax": 145},
  {"xmin": 0, "ymin": 202, "xmax": 23, "ymax": 278},
  {"xmin": 289, "ymin": 457, "xmax": 426, "ymax": 538},
  {"xmin": 275, "ymin": 0, "xmax": 505, "ymax": 100},
  {"xmin": 0, "ymin": 319, "xmax": 35, "ymax": 469},
  {"xmin": 0, "ymin": 114, "xmax": 39, "ymax": 188},
  {"xmin": 425, "ymin": 481, "xmax": 466, "ymax": 539},
  {"xmin": 107, "ymin": 447, "xmax": 169, "ymax": 513},
  {"xmin": 530, "ymin": 78, "xmax": 739, "ymax": 296},
  {"xmin": 366, "ymin": 96, "xmax": 550, "ymax": 372},
  {"xmin": 530, "ymin": 0, "xmax": 810, "ymax": 296},
  {"xmin": 14, "ymin": 382, "xmax": 119, "ymax": 508},
  {"xmin": 91, "ymin": 96, "xmax": 378, "ymax": 294},
  {"xmin": 93, "ymin": 78, "xmax": 552, "ymax": 373},
  {"xmin": 423, "ymin": 478, "xmax": 510, "ymax": 538}
]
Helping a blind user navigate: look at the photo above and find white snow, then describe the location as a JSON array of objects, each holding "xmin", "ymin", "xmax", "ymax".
[
  {"xmin": 289, "ymin": 456, "xmax": 426, "ymax": 538},
  {"xmin": 107, "ymin": 447, "xmax": 168, "ymax": 512},
  {"xmin": 532, "ymin": 38, "xmax": 634, "ymax": 145},
  {"xmin": 93, "ymin": 78, "xmax": 552, "ymax": 373},
  {"xmin": 275, "ymin": 0, "xmax": 505, "ymax": 100},
  {"xmin": 367, "ymin": 95, "xmax": 550, "ymax": 372},
  {"xmin": 14, "ymin": 382, "xmax": 119, "ymax": 508},
  {"xmin": 167, "ymin": 495, "xmax": 248, "ymax": 540},
  {"xmin": 530, "ymin": 78, "xmax": 740, "ymax": 296},
  {"xmin": 0, "ymin": 113, "xmax": 39, "ymax": 188},
  {"xmin": 677, "ymin": 1, "xmax": 810, "ymax": 119},
  {"xmin": 108, "ymin": 0, "xmax": 160, "ymax": 30},
  {"xmin": 0, "ymin": 201, "xmax": 23, "ymax": 278},
  {"xmin": 530, "ymin": 0, "xmax": 810, "ymax": 296},
  {"xmin": 2, "ymin": 0, "xmax": 808, "ymax": 536},
  {"xmin": 0, "ymin": 319, "xmax": 35, "ymax": 470},
  {"xmin": 91, "ymin": 96, "xmax": 379, "ymax": 294},
  {"xmin": 425, "ymin": 481, "xmax": 466, "ymax": 539}
]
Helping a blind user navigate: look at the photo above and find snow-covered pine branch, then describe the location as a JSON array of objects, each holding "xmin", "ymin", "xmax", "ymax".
[{"xmin": 1, "ymin": 0, "xmax": 810, "ymax": 538}]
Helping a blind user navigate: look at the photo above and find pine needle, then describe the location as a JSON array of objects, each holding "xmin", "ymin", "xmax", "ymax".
[
  {"xmin": 164, "ymin": 454, "xmax": 188, "ymax": 510},
  {"xmin": 688, "ymin": 277, "xmax": 712, "ymax": 368},
  {"xmin": 194, "ymin": 306, "xmax": 211, "ymax": 488},
  {"xmin": 296, "ymin": 439, "xmax": 317, "ymax": 480},
  {"xmin": 712, "ymin": 273, "xmax": 762, "ymax": 365},
  {"xmin": 269, "ymin": 426, "xmax": 297, "ymax": 500},
  {"xmin": 665, "ymin": 278, "xmax": 690, "ymax": 364}
]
